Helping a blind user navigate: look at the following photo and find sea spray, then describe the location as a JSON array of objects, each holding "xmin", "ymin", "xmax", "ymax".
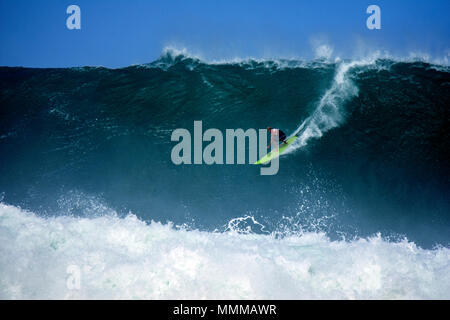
[{"xmin": 290, "ymin": 58, "xmax": 379, "ymax": 152}]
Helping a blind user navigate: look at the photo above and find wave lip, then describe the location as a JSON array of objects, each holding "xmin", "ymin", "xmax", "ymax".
[
  {"xmin": 142, "ymin": 46, "xmax": 450, "ymax": 69},
  {"xmin": 1, "ymin": 203, "xmax": 449, "ymax": 300}
]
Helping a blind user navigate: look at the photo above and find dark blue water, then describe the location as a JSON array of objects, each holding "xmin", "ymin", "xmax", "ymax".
[{"xmin": 1, "ymin": 51, "xmax": 449, "ymax": 248}]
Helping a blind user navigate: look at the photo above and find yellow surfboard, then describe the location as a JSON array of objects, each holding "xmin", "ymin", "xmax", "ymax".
[{"xmin": 254, "ymin": 136, "xmax": 297, "ymax": 165}]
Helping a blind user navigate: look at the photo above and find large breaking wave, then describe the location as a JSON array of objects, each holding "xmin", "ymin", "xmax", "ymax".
[{"xmin": 1, "ymin": 48, "xmax": 449, "ymax": 299}]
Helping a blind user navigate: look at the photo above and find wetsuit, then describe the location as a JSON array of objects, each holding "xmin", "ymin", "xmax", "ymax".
[{"xmin": 278, "ymin": 130, "xmax": 287, "ymax": 142}]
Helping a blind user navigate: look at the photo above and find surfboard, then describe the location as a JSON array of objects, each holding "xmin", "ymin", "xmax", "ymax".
[{"xmin": 254, "ymin": 135, "xmax": 297, "ymax": 165}]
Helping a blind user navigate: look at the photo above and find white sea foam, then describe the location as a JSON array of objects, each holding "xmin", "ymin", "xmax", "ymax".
[
  {"xmin": 0, "ymin": 203, "xmax": 449, "ymax": 299},
  {"xmin": 151, "ymin": 45, "xmax": 449, "ymax": 68}
]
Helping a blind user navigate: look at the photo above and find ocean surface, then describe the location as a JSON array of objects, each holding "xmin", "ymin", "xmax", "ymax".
[{"xmin": 1, "ymin": 50, "xmax": 449, "ymax": 299}]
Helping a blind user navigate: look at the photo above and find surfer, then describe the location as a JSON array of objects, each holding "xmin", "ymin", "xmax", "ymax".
[{"xmin": 267, "ymin": 127, "xmax": 288, "ymax": 149}]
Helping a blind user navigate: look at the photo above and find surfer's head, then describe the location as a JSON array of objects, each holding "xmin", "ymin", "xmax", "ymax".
[{"xmin": 267, "ymin": 127, "xmax": 272, "ymax": 131}]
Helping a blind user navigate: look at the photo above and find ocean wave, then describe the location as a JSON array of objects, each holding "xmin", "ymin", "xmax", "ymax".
[
  {"xmin": 137, "ymin": 46, "xmax": 450, "ymax": 71},
  {"xmin": 1, "ymin": 203, "xmax": 449, "ymax": 299},
  {"xmin": 1, "ymin": 48, "xmax": 448, "ymax": 252}
]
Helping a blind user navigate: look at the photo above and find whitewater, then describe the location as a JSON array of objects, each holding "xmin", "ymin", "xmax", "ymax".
[{"xmin": 1, "ymin": 203, "xmax": 449, "ymax": 300}]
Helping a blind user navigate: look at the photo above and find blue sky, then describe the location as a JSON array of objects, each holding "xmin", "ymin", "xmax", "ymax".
[{"xmin": 0, "ymin": 0, "xmax": 449, "ymax": 67}]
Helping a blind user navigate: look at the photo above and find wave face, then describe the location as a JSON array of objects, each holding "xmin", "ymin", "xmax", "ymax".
[
  {"xmin": 1, "ymin": 203, "xmax": 449, "ymax": 299},
  {"xmin": 0, "ymin": 51, "xmax": 449, "ymax": 298}
]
